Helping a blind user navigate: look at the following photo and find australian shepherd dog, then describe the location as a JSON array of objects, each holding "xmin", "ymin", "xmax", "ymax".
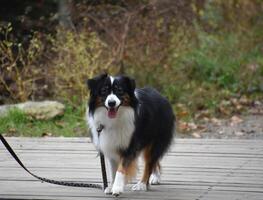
[{"xmin": 86, "ymin": 73, "xmax": 175, "ymax": 196}]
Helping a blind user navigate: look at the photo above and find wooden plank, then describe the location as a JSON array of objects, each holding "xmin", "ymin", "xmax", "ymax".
[
  {"xmin": 2, "ymin": 137, "xmax": 261, "ymax": 143},
  {"xmin": 1, "ymin": 138, "xmax": 263, "ymax": 150},
  {"xmin": 0, "ymin": 137, "xmax": 263, "ymax": 200}
]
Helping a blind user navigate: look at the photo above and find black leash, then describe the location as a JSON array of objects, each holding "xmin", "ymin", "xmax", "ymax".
[
  {"xmin": 0, "ymin": 134, "xmax": 108, "ymax": 190},
  {"xmin": 99, "ymin": 152, "xmax": 108, "ymax": 189},
  {"xmin": 97, "ymin": 124, "xmax": 108, "ymax": 189}
]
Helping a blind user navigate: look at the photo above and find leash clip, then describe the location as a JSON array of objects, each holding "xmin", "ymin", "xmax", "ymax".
[{"xmin": 97, "ymin": 124, "xmax": 104, "ymax": 136}]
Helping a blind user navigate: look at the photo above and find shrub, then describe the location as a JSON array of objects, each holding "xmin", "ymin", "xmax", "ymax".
[
  {"xmin": 0, "ymin": 23, "xmax": 44, "ymax": 103},
  {"xmin": 50, "ymin": 29, "xmax": 111, "ymax": 106}
]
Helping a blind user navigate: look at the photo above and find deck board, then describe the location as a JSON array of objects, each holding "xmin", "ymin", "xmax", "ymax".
[{"xmin": 1, "ymin": 138, "xmax": 263, "ymax": 200}]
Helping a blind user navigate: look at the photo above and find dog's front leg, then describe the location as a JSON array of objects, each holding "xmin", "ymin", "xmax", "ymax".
[
  {"xmin": 112, "ymin": 158, "xmax": 137, "ymax": 196},
  {"xmin": 111, "ymin": 169, "xmax": 126, "ymax": 196},
  {"xmin": 104, "ymin": 158, "xmax": 118, "ymax": 194}
]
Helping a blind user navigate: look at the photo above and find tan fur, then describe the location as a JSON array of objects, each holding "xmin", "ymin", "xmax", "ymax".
[
  {"xmin": 141, "ymin": 145, "xmax": 161, "ymax": 184},
  {"xmin": 117, "ymin": 158, "xmax": 137, "ymax": 181},
  {"xmin": 122, "ymin": 94, "xmax": 131, "ymax": 106},
  {"xmin": 96, "ymin": 96, "xmax": 104, "ymax": 106},
  {"xmin": 141, "ymin": 145, "xmax": 152, "ymax": 183}
]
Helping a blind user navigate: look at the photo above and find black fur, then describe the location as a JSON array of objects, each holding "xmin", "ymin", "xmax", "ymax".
[{"xmin": 121, "ymin": 87, "xmax": 175, "ymax": 167}]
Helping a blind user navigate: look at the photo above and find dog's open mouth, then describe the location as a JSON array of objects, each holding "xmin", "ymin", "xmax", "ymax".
[{"xmin": 108, "ymin": 107, "xmax": 118, "ymax": 118}]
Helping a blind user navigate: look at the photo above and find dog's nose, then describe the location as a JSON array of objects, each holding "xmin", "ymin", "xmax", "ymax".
[{"xmin": 108, "ymin": 100, "xmax": 116, "ymax": 108}]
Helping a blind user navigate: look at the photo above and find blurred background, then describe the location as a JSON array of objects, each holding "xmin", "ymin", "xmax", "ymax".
[{"xmin": 0, "ymin": 0, "xmax": 262, "ymax": 138}]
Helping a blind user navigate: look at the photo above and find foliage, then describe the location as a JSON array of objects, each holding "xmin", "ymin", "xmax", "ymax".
[
  {"xmin": 0, "ymin": 23, "xmax": 44, "ymax": 102},
  {"xmin": 0, "ymin": 0, "xmax": 263, "ymax": 137},
  {"xmin": 50, "ymin": 29, "xmax": 110, "ymax": 105},
  {"xmin": 160, "ymin": 26, "xmax": 263, "ymax": 118}
]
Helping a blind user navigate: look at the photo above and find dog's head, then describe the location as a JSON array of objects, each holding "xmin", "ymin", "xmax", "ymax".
[{"xmin": 87, "ymin": 73, "xmax": 136, "ymax": 118}]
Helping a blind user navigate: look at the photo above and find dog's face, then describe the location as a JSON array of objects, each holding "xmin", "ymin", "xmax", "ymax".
[{"xmin": 87, "ymin": 73, "xmax": 136, "ymax": 118}]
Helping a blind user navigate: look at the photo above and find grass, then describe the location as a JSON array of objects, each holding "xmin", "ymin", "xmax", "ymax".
[{"xmin": 0, "ymin": 105, "xmax": 88, "ymax": 137}]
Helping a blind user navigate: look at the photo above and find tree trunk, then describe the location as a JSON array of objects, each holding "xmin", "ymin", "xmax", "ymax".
[{"xmin": 58, "ymin": 0, "xmax": 75, "ymax": 30}]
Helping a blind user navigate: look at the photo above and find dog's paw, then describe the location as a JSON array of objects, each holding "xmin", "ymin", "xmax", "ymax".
[
  {"xmin": 111, "ymin": 185, "xmax": 124, "ymax": 196},
  {"xmin": 104, "ymin": 186, "xmax": 112, "ymax": 195},
  {"xmin": 111, "ymin": 171, "xmax": 125, "ymax": 196},
  {"xmin": 132, "ymin": 181, "xmax": 147, "ymax": 191},
  {"xmin": 149, "ymin": 173, "xmax": 161, "ymax": 185}
]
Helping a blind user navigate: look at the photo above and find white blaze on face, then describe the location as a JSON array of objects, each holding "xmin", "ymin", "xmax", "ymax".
[
  {"xmin": 105, "ymin": 76, "xmax": 121, "ymax": 109},
  {"xmin": 110, "ymin": 76, "xmax": 114, "ymax": 85},
  {"xmin": 105, "ymin": 76, "xmax": 121, "ymax": 118}
]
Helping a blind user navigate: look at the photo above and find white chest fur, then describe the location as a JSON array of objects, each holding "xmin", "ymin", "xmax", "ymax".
[{"xmin": 87, "ymin": 106, "xmax": 135, "ymax": 161}]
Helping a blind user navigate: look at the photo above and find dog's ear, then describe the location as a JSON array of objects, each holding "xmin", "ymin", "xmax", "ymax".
[
  {"xmin": 87, "ymin": 73, "xmax": 108, "ymax": 91},
  {"xmin": 128, "ymin": 77, "xmax": 136, "ymax": 92},
  {"xmin": 123, "ymin": 76, "xmax": 136, "ymax": 93}
]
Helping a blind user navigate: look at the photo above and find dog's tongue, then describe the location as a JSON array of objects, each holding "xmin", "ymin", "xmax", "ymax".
[{"xmin": 108, "ymin": 108, "xmax": 117, "ymax": 118}]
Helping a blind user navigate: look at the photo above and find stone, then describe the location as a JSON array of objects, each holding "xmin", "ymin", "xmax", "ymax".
[{"xmin": 0, "ymin": 101, "xmax": 65, "ymax": 120}]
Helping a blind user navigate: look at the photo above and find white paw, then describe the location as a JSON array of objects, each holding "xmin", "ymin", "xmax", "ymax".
[
  {"xmin": 111, "ymin": 171, "xmax": 125, "ymax": 196},
  {"xmin": 132, "ymin": 181, "xmax": 147, "ymax": 191},
  {"xmin": 149, "ymin": 173, "xmax": 161, "ymax": 185},
  {"xmin": 104, "ymin": 186, "xmax": 112, "ymax": 194},
  {"xmin": 111, "ymin": 185, "xmax": 124, "ymax": 196}
]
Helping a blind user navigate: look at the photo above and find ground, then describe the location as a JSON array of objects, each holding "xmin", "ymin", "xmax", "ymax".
[{"xmin": 177, "ymin": 101, "xmax": 263, "ymax": 139}]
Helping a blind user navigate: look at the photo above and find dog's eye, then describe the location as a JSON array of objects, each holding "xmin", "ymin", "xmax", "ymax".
[
  {"xmin": 115, "ymin": 87, "xmax": 124, "ymax": 95},
  {"xmin": 100, "ymin": 87, "xmax": 109, "ymax": 95}
]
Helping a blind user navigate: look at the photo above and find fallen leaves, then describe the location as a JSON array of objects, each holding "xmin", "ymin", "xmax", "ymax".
[
  {"xmin": 191, "ymin": 132, "xmax": 202, "ymax": 138},
  {"xmin": 194, "ymin": 110, "xmax": 211, "ymax": 120},
  {"xmin": 234, "ymin": 131, "xmax": 244, "ymax": 136},
  {"xmin": 210, "ymin": 117, "xmax": 222, "ymax": 126},
  {"xmin": 55, "ymin": 121, "xmax": 65, "ymax": 128},
  {"xmin": 230, "ymin": 115, "xmax": 243, "ymax": 126},
  {"xmin": 178, "ymin": 121, "xmax": 196, "ymax": 132},
  {"xmin": 177, "ymin": 110, "xmax": 189, "ymax": 118},
  {"xmin": 8, "ymin": 128, "xmax": 17, "ymax": 133},
  {"xmin": 177, "ymin": 121, "xmax": 206, "ymax": 138},
  {"xmin": 217, "ymin": 96, "xmax": 253, "ymax": 115},
  {"xmin": 176, "ymin": 103, "xmax": 190, "ymax": 118},
  {"xmin": 175, "ymin": 96, "xmax": 261, "ymax": 138}
]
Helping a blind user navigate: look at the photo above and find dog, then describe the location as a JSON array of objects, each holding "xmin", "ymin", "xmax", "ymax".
[{"xmin": 86, "ymin": 73, "xmax": 175, "ymax": 196}]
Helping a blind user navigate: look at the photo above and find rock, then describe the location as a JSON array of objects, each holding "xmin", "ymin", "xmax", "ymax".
[{"xmin": 0, "ymin": 101, "xmax": 65, "ymax": 120}]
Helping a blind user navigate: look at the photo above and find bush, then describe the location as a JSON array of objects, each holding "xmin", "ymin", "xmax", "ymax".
[
  {"xmin": 0, "ymin": 23, "xmax": 44, "ymax": 103},
  {"xmin": 50, "ymin": 29, "xmax": 108, "ymax": 105}
]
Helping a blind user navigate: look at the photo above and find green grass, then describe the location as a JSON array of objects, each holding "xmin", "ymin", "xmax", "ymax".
[{"xmin": 0, "ymin": 105, "xmax": 88, "ymax": 137}]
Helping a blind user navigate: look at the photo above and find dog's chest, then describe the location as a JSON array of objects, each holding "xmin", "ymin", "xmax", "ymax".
[{"xmin": 88, "ymin": 107, "xmax": 135, "ymax": 160}]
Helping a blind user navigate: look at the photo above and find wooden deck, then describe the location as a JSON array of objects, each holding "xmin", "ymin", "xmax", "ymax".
[{"xmin": 0, "ymin": 138, "xmax": 263, "ymax": 200}]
